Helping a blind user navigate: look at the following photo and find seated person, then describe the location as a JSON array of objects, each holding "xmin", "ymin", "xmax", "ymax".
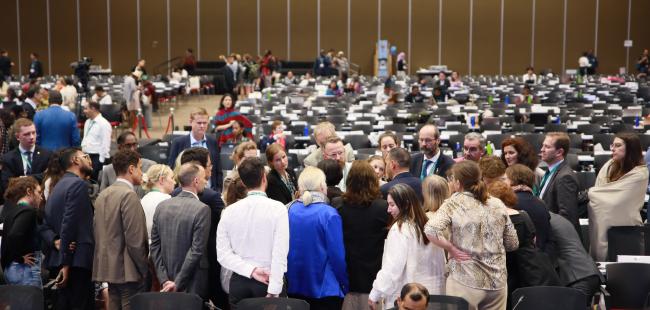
[
  {"xmin": 404, "ymin": 85, "xmax": 426, "ymax": 103},
  {"xmin": 283, "ymin": 71, "xmax": 298, "ymax": 85},
  {"xmin": 259, "ymin": 120, "xmax": 286, "ymax": 151},
  {"xmin": 431, "ymin": 87, "xmax": 445, "ymax": 103},
  {"xmin": 376, "ymin": 86, "xmax": 394, "ymax": 105},
  {"xmin": 218, "ymin": 119, "xmax": 253, "ymax": 147},
  {"xmin": 325, "ymin": 80, "xmax": 342, "ymax": 97},
  {"xmin": 303, "ymin": 121, "xmax": 355, "ymax": 167},
  {"xmin": 91, "ymin": 86, "xmax": 113, "ymax": 105}
]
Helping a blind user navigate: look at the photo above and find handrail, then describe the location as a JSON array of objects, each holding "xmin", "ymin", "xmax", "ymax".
[
  {"xmin": 153, "ymin": 57, "xmax": 182, "ymax": 76},
  {"xmin": 349, "ymin": 62, "xmax": 361, "ymax": 76}
]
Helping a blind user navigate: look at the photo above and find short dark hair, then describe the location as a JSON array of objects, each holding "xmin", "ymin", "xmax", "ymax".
[
  {"xmin": 399, "ymin": 283, "xmax": 430, "ymax": 304},
  {"xmin": 317, "ymin": 159, "xmax": 343, "ymax": 186},
  {"xmin": 180, "ymin": 147, "xmax": 210, "ymax": 168},
  {"xmin": 59, "ymin": 147, "xmax": 83, "ymax": 170},
  {"xmin": 87, "ymin": 101, "xmax": 100, "ymax": 112},
  {"xmin": 178, "ymin": 163, "xmax": 202, "ymax": 187},
  {"xmin": 388, "ymin": 148, "xmax": 411, "ymax": 169},
  {"xmin": 117, "ymin": 131, "xmax": 136, "ymax": 145},
  {"xmin": 112, "ymin": 149, "xmax": 141, "ymax": 176},
  {"xmin": 95, "ymin": 85, "xmax": 104, "ymax": 92},
  {"xmin": 26, "ymin": 87, "xmax": 39, "ymax": 98},
  {"xmin": 238, "ymin": 157, "xmax": 266, "ymax": 189}
]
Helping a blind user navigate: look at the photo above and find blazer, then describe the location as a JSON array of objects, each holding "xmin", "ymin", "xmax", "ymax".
[
  {"xmin": 22, "ymin": 101, "xmax": 36, "ymax": 120},
  {"xmin": 541, "ymin": 161, "xmax": 580, "ymax": 233},
  {"xmin": 0, "ymin": 146, "xmax": 51, "ymax": 203},
  {"xmin": 151, "ymin": 191, "xmax": 211, "ymax": 298},
  {"xmin": 0, "ymin": 202, "xmax": 40, "ymax": 270},
  {"xmin": 33, "ymin": 105, "xmax": 80, "ymax": 151},
  {"xmin": 380, "ymin": 172, "xmax": 423, "ymax": 202},
  {"xmin": 168, "ymin": 134, "xmax": 222, "ymax": 190},
  {"xmin": 548, "ymin": 213, "xmax": 602, "ymax": 285},
  {"xmin": 409, "ymin": 152, "xmax": 454, "ymax": 180},
  {"xmin": 39, "ymin": 172, "xmax": 95, "ymax": 270},
  {"xmin": 29, "ymin": 60, "xmax": 43, "ymax": 78},
  {"xmin": 99, "ymin": 158, "xmax": 156, "ymax": 198},
  {"xmin": 514, "ymin": 191, "xmax": 551, "ymax": 251},
  {"xmin": 266, "ymin": 168, "xmax": 298, "ymax": 204}
]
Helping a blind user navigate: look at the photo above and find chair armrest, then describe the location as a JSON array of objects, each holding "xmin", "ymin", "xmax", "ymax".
[{"xmin": 600, "ymin": 285, "xmax": 611, "ymax": 310}]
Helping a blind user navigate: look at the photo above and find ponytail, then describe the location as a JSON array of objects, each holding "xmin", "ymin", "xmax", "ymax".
[
  {"xmin": 469, "ymin": 181, "xmax": 489, "ymax": 204},
  {"xmin": 301, "ymin": 190, "xmax": 314, "ymax": 205}
]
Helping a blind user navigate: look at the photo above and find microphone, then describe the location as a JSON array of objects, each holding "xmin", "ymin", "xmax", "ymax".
[{"xmin": 512, "ymin": 295, "xmax": 525, "ymax": 310}]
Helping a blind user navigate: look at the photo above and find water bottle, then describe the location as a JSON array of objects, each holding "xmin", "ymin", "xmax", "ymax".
[
  {"xmin": 555, "ymin": 116, "xmax": 561, "ymax": 124},
  {"xmin": 527, "ymin": 95, "xmax": 533, "ymax": 104},
  {"xmin": 504, "ymin": 95, "xmax": 510, "ymax": 105},
  {"xmin": 303, "ymin": 126, "xmax": 309, "ymax": 136},
  {"xmin": 488, "ymin": 94, "xmax": 493, "ymax": 105},
  {"xmin": 470, "ymin": 116, "xmax": 476, "ymax": 128},
  {"xmin": 486, "ymin": 141, "xmax": 493, "ymax": 156},
  {"xmin": 635, "ymin": 116, "xmax": 640, "ymax": 127},
  {"xmin": 455, "ymin": 142, "xmax": 461, "ymax": 157}
]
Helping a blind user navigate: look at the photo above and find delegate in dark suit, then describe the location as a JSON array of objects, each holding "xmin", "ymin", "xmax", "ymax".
[
  {"xmin": 541, "ymin": 161, "xmax": 580, "ymax": 233},
  {"xmin": 266, "ymin": 169, "xmax": 298, "ymax": 204},
  {"xmin": 39, "ymin": 172, "xmax": 95, "ymax": 309},
  {"xmin": 151, "ymin": 191, "xmax": 211, "ymax": 298},
  {"xmin": 380, "ymin": 172, "xmax": 423, "ymax": 202},
  {"xmin": 0, "ymin": 146, "xmax": 51, "ymax": 203},
  {"xmin": 409, "ymin": 152, "xmax": 454, "ymax": 180},
  {"xmin": 168, "ymin": 134, "xmax": 222, "ymax": 190}
]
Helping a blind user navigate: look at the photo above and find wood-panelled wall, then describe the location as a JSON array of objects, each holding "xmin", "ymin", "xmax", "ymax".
[{"xmin": 2, "ymin": 0, "xmax": 649, "ymax": 76}]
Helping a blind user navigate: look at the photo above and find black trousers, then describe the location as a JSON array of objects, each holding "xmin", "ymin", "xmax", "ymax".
[
  {"xmin": 53, "ymin": 267, "xmax": 94, "ymax": 310},
  {"xmin": 229, "ymin": 273, "xmax": 286, "ymax": 309},
  {"xmin": 289, "ymin": 294, "xmax": 343, "ymax": 310},
  {"xmin": 88, "ymin": 153, "xmax": 103, "ymax": 181},
  {"xmin": 568, "ymin": 274, "xmax": 601, "ymax": 306}
]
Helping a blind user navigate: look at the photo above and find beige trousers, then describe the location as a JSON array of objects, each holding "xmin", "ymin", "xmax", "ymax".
[{"xmin": 446, "ymin": 277, "xmax": 507, "ymax": 310}]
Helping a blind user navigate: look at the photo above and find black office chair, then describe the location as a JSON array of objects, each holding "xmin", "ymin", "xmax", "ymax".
[
  {"xmin": 345, "ymin": 135, "xmax": 372, "ymax": 149},
  {"xmin": 220, "ymin": 153, "xmax": 235, "ymax": 170},
  {"xmin": 511, "ymin": 123, "xmax": 535, "ymax": 133},
  {"xmin": 428, "ymin": 294, "xmax": 469, "ymax": 310},
  {"xmin": 384, "ymin": 123, "xmax": 407, "ymax": 133},
  {"xmin": 480, "ymin": 122, "xmax": 502, "ymax": 131},
  {"xmin": 130, "ymin": 292, "xmax": 205, "ymax": 310},
  {"xmin": 609, "ymin": 123, "xmax": 635, "ymax": 134},
  {"xmin": 567, "ymin": 133, "xmax": 583, "ymax": 150},
  {"xmin": 448, "ymin": 134, "xmax": 466, "ymax": 150},
  {"xmin": 592, "ymin": 134, "xmax": 615, "ymax": 150},
  {"xmin": 565, "ymin": 153, "xmax": 579, "ymax": 171},
  {"xmin": 446, "ymin": 124, "xmax": 469, "ymax": 134},
  {"xmin": 517, "ymin": 133, "xmax": 545, "ymax": 153},
  {"xmin": 593, "ymin": 154, "xmax": 611, "ymax": 173},
  {"xmin": 0, "ymin": 285, "xmax": 44, "ymax": 310},
  {"xmin": 604, "ymin": 263, "xmax": 650, "ymax": 309},
  {"xmin": 352, "ymin": 124, "xmax": 374, "ymax": 135},
  {"xmin": 138, "ymin": 144, "xmax": 169, "ymax": 164},
  {"xmin": 639, "ymin": 134, "xmax": 650, "ymax": 150},
  {"xmin": 511, "ymin": 286, "xmax": 586, "ymax": 310},
  {"xmin": 486, "ymin": 134, "xmax": 513, "ymax": 150},
  {"xmin": 576, "ymin": 171, "xmax": 596, "ymax": 192},
  {"xmin": 607, "ymin": 226, "xmax": 646, "ymax": 262},
  {"xmin": 544, "ymin": 123, "xmax": 568, "ymax": 132},
  {"xmin": 237, "ymin": 297, "xmax": 309, "ymax": 310},
  {"xmin": 577, "ymin": 124, "xmax": 602, "ymax": 135}
]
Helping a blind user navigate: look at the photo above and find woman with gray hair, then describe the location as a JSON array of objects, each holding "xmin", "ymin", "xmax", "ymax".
[{"xmin": 286, "ymin": 166, "xmax": 349, "ymax": 310}]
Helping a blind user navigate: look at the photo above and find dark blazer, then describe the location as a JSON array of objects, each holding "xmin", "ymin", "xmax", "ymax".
[
  {"xmin": 380, "ymin": 172, "xmax": 423, "ymax": 202},
  {"xmin": 168, "ymin": 134, "xmax": 222, "ymax": 191},
  {"xmin": 409, "ymin": 152, "xmax": 454, "ymax": 180},
  {"xmin": 266, "ymin": 169, "xmax": 297, "ymax": 205},
  {"xmin": 29, "ymin": 60, "xmax": 43, "ymax": 79},
  {"xmin": 514, "ymin": 191, "xmax": 551, "ymax": 251},
  {"xmin": 541, "ymin": 161, "xmax": 580, "ymax": 233},
  {"xmin": 223, "ymin": 65, "xmax": 240, "ymax": 93},
  {"xmin": 22, "ymin": 101, "xmax": 36, "ymax": 120},
  {"xmin": 548, "ymin": 213, "xmax": 602, "ymax": 285},
  {"xmin": 333, "ymin": 197, "xmax": 388, "ymax": 293},
  {"xmin": 0, "ymin": 146, "xmax": 51, "ymax": 203},
  {"xmin": 39, "ymin": 172, "xmax": 95, "ymax": 270},
  {"xmin": 1, "ymin": 202, "xmax": 40, "ymax": 270}
]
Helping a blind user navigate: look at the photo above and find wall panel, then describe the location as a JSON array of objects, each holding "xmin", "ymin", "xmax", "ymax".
[
  {"xmin": 19, "ymin": 0, "xmax": 49, "ymax": 76},
  {"xmin": 110, "ymin": 0, "xmax": 137, "ymax": 74},
  {"xmin": 260, "ymin": 0, "xmax": 288, "ymax": 60},
  {"xmin": 231, "ymin": 0, "xmax": 258, "ymax": 56},
  {"xmin": 629, "ymin": 0, "xmax": 650, "ymax": 74},
  {"xmin": 380, "ymin": 0, "xmax": 408, "ymax": 72},
  {"xmin": 80, "ymin": 0, "xmax": 109, "ymax": 69},
  {"xmin": 290, "ymin": 0, "xmax": 317, "ymax": 61},
  {"xmin": 170, "ymin": 0, "xmax": 197, "ymax": 62},
  {"xmin": 597, "ymin": 0, "xmax": 627, "ymax": 74},
  {"xmin": 565, "ymin": 0, "xmax": 596, "ymax": 72},
  {"xmin": 50, "ymin": 0, "xmax": 79, "ymax": 75},
  {"xmin": 472, "ymin": 0, "xmax": 500, "ymax": 75},
  {"xmin": 534, "ymin": 0, "xmax": 563, "ymax": 73},
  {"xmin": 441, "ymin": 0, "xmax": 470, "ymax": 74},
  {"xmin": 140, "ymin": 0, "xmax": 168, "ymax": 74},
  {"xmin": 199, "ymin": 0, "xmax": 227, "ymax": 60},
  {"xmin": 320, "ymin": 0, "xmax": 347, "ymax": 58},
  {"xmin": 502, "ymin": 0, "xmax": 532, "ymax": 74},
  {"xmin": 411, "ymin": 0, "xmax": 438, "ymax": 72},
  {"xmin": 2, "ymin": 0, "xmax": 20, "ymax": 75}
]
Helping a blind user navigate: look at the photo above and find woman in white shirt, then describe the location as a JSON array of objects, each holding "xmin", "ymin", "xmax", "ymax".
[
  {"xmin": 522, "ymin": 67, "xmax": 537, "ymax": 84},
  {"xmin": 368, "ymin": 184, "xmax": 445, "ymax": 310},
  {"xmin": 578, "ymin": 52, "xmax": 591, "ymax": 76},
  {"xmin": 140, "ymin": 164, "xmax": 175, "ymax": 240}
]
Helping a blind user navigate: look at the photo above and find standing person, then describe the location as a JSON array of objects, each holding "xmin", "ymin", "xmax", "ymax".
[
  {"xmin": 421, "ymin": 175, "xmax": 450, "ymax": 218},
  {"xmin": 587, "ymin": 50, "xmax": 598, "ymax": 75},
  {"xmin": 1, "ymin": 177, "xmax": 44, "ymax": 287},
  {"xmin": 588, "ymin": 132, "xmax": 648, "ymax": 261},
  {"xmin": 381, "ymin": 148, "xmax": 422, "ymax": 202},
  {"xmin": 538, "ymin": 132, "xmax": 580, "ymax": 234},
  {"xmin": 140, "ymin": 164, "xmax": 174, "ymax": 240},
  {"xmin": 99, "ymin": 132, "xmax": 156, "ymax": 197},
  {"xmin": 333, "ymin": 161, "xmax": 389, "ymax": 310},
  {"xmin": 214, "ymin": 94, "xmax": 253, "ymax": 147},
  {"xmin": 183, "ymin": 48, "xmax": 197, "ymax": 75},
  {"xmin": 314, "ymin": 50, "xmax": 332, "ymax": 77},
  {"xmin": 578, "ymin": 52, "xmax": 591, "ymax": 76},
  {"xmin": 260, "ymin": 50, "xmax": 276, "ymax": 89},
  {"xmin": 0, "ymin": 50, "xmax": 14, "ymax": 82},
  {"xmin": 22, "ymin": 86, "xmax": 40, "ymax": 120},
  {"xmin": 93, "ymin": 149, "xmax": 149, "ymax": 309},
  {"xmin": 303, "ymin": 121, "xmax": 355, "ymax": 167},
  {"xmin": 224, "ymin": 54, "xmax": 240, "ymax": 97},
  {"xmin": 396, "ymin": 52, "xmax": 407, "ymax": 79},
  {"xmin": 123, "ymin": 70, "xmax": 142, "ymax": 127},
  {"xmin": 410, "ymin": 124, "xmax": 454, "ymax": 180},
  {"xmin": 378, "ymin": 131, "xmax": 400, "ymax": 158},
  {"xmin": 334, "ymin": 51, "xmax": 350, "ymax": 82},
  {"xmin": 368, "ymin": 155, "xmax": 387, "ymax": 185},
  {"xmin": 368, "ymin": 184, "xmax": 445, "ymax": 309},
  {"xmin": 81, "ymin": 101, "xmax": 112, "ymax": 181},
  {"xmin": 265, "ymin": 143, "xmax": 298, "ymax": 204},
  {"xmin": 636, "ymin": 48, "xmax": 649, "ymax": 78},
  {"xmin": 425, "ymin": 161, "xmax": 519, "ymax": 310},
  {"xmin": 150, "ymin": 163, "xmax": 211, "ymax": 298},
  {"xmin": 286, "ymin": 167, "xmax": 349, "ymax": 309},
  {"xmin": 217, "ymin": 158, "xmax": 290, "ymax": 308},
  {"xmin": 60, "ymin": 78, "xmax": 79, "ymax": 111},
  {"xmin": 132, "ymin": 59, "xmax": 147, "ymax": 76},
  {"xmin": 33, "ymin": 90, "xmax": 81, "ymax": 151},
  {"xmin": 40, "ymin": 147, "xmax": 95, "ymax": 310},
  {"xmin": 323, "ymin": 136, "xmax": 353, "ymax": 192},
  {"xmin": 28, "ymin": 52, "xmax": 43, "ymax": 79}
]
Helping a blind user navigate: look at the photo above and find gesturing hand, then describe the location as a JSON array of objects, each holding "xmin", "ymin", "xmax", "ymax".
[
  {"xmin": 450, "ymin": 246, "xmax": 471, "ymax": 261},
  {"xmin": 22, "ymin": 253, "xmax": 36, "ymax": 266}
]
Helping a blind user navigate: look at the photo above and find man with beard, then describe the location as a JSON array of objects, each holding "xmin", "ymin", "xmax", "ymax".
[
  {"xmin": 409, "ymin": 124, "xmax": 454, "ymax": 180},
  {"xmin": 381, "ymin": 147, "xmax": 423, "ymax": 202},
  {"xmin": 322, "ymin": 136, "xmax": 351, "ymax": 192},
  {"xmin": 151, "ymin": 163, "xmax": 211, "ymax": 298},
  {"xmin": 40, "ymin": 147, "xmax": 96, "ymax": 310}
]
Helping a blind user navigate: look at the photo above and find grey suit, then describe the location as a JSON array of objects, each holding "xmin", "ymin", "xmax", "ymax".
[
  {"xmin": 99, "ymin": 158, "xmax": 155, "ymax": 198},
  {"xmin": 151, "ymin": 190, "xmax": 211, "ymax": 298},
  {"xmin": 541, "ymin": 161, "xmax": 580, "ymax": 233}
]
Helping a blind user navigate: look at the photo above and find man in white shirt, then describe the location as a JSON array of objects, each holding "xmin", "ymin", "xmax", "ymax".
[
  {"xmin": 217, "ymin": 157, "xmax": 289, "ymax": 308},
  {"xmin": 376, "ymin": 85, "xmax": 393, "ymax": 105},
  {"xmin": 91, "ymin": 86, "xmax": 113, "ymax": 105},
  {"xmin": 82, "ymin": 101, "xmax": 112, "ymax": 181}
]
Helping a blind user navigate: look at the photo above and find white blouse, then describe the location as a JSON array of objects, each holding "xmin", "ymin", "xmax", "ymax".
[{"xmin": 140, "ymin": 191, "xmax": 171, "ymax": 240}]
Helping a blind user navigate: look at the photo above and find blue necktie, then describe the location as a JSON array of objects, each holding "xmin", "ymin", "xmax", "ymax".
[{"xmin": 421, "ymin": 159, "xmax": 433, "ymax": 180}]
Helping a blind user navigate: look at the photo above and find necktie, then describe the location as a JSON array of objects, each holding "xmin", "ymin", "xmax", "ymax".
[
  {"xmin": 536, "ymin": 169, "xmax": 552, "ymax": 196},
  {"xmin": 421, "ymin": 159, "xmax": 433, "ymax": 180},
  {"xmin": 24, "ymin": 151, "xmax": 33, "ymax": 175}
]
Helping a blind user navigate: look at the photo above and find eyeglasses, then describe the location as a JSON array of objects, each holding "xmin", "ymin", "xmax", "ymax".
[
  {"xmin": 123, "ymin": 142, "xmax": 138, "ymax": 149},
  {"xmin": 76, "ymin": 154, "xmax": 90, "ymax": 160}
]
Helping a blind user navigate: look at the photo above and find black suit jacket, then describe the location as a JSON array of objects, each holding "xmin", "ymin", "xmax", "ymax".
[
  {"xmin": 409, "ymin": 152, "xmax": 454, "ymax": 180},
  {"xmin": 23, "ymin": 102, "xmax": 36, "ymax": 120},
  {"xmin": 380, "ymin": 172, "xmax": 423, "ymax": 202},
  {"xmin": 548, "ymin": 213, "xmax": 602, "ymax": 285},
  {"xmin": 223, "ymin": 66, "xmax": 240, "ymax": 93},
  {"xmin": 1, "ymin": 146, "xmax": 51, "ymax": 203},
  {"xmin": 168, "ymin": 134, "xmax": 222, "ymax": 191},
  {"xmin": 266, "ymin": 169, "xmax": 297, "ymax": 205},
  {"xmin": 541, "ymin": 161, "xmax": 580, "ymax": 233}
]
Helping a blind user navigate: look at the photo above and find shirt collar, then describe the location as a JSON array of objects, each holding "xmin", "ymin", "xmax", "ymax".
[
  {"xmin": 25, "ymin": 98, "xmax": 37, "ymax": 109},
  {"xmin": 116, "ymin": 178, "xmax": 135, "ymax": 190},
  {"xmin": 182, "ymin": 189, "xmax": 200, "ymax": 200},
  {"xmin": 18, "ymin": 144, "xmax": 36, "ymax": 154},
  {"xmin": 423, "ymin": 149, "xmax": 441, "ymax": 162},
  {"xmin": 247, "ymin": 190, "xmax": 267, "ymax": 198},
  {"xmin": 190, "ymin": 132, "xmax": 206, "ymax": 146},
  {"xmin": 547, "ymin": 159, "xmax": 564, "ymax": 173}
]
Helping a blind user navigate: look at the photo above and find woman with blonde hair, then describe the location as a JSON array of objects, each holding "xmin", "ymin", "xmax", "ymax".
[
  {"xmin": 286, "ymin": 167, "xmax": 348, "ymax": 309},
  {"xmin": 223, "ymin": 141, "xmax": 258, "ymax": 192},
  {"xmin": 421, "ymin": 175, "xmax": 450, "ymax": 218},
  {"xmin": 368, "ymin": 155, "xmax": 387, "ymax": 185},
  {"xmin": 140, "ymin": 164, "xmax": 175, "ymax": 239}
]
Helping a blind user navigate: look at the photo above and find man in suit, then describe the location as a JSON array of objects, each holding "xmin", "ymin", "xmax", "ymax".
[
  {"xmin": 93, "ymin": 149, "xmax": 149, "ymax": 309},
  {"xmin": 223, "ymin": 54, "xmax": 240, "ymax": 97},
  {"xmin": 382, "ymin": 148, "xmax": 423, "ymax": 202},
  {"xmin": 28, "ymin": 52, "xmax": 43, "ymax": 79},
  {"xmin": 151, "ymin": 163, "xmax": 211, "ymax": 298},
  {"xmin": 21, "ymin": 86, "xmax": 40, "ymax": 119},
  {"xmin": 168, "ymin": 107, "xmax": 222, "ymax": 190},
  {"xmin": 454, "ymin": 132, "xmax": 486, "ymax": 163},
  {"xmin": 0, "ymin": 118, "xmax": 51, "ymax": 203},
  {"xmin": 548, "ymin": 213, "xmax": 602, "ymax": 306},
  {"xmin": 0, "ymin": 50, "xmax": 14, "ymax": 82},
  {"xmin": 33, "ymin": 90, "xmax": 80, "ymax": 151},
  {"xmin": 410, "ymin": 124, "xmax": 454, "ymax": 180},
  {"xmin": 303, "ymin": 121, "xmax": 355, "ymax": 167},
  {"xmin": 171, "ymin": 147, "xmax": 227, "ymax": 308},
  {"xmin": 322, "ymin": 136, "xmax": 352, "ymax": 192},
  {"xmin": 539, "ymin": 132, "xmax": 580, "ymax": 234},
  {"xmin": 39, "ymin": 147, "xmax": 95, "ymax": 310},
  {"xmin": 100, "ymin": 131, "xmax": 155, "ymax": 197}
]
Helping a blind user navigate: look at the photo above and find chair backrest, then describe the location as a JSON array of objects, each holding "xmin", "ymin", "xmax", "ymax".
[
  {"xmin": 428, "ymin": 294, "xmax": 469, "ymax": 310},
  {"xmin": 606, "ymin": 263, "xmax": 650, "ymax": 308},
  {"xmin": 607, "ymin": 226, "xmax": 646, "ymax": 261},
  {"xmin": 511, "ymin": 286, "xmax": 586, "ymax": 310},
  {"xmin": 0, "ymin": 285, "xmax": 44, "ymax": 310},
  {"xmin": 237, "ymin": 297, "xmax": 309, "ymax": 310},
  {"xmin": 344, "ymin": 134, "xmax": 371, "ymax": 149},
  {"xmin": 130, "ymin": 292, "xmax": 204, "ymax": 310},
  {"xmin": 138, "ymin": 144, "xmax": 169, "ymax": 164}
]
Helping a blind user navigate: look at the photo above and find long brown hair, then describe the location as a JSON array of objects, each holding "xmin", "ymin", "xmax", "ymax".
[
  {"xmin": 500, "ymin": 137, "xmax": 539, "ymax": 171},
  {"xmin": 343, "ymin": 160, "xmax": 381, "ymax": 206},
  {"xmin": 449, "ymin": 161, "xmax": 489, "ymax": 204},
  {"xmin": 608, "ymin": 132, "xmax": 644, "ymax": 182},
  {"xmin": 387, "ymin": 184, "xmax": 430, "ymax": 245}
]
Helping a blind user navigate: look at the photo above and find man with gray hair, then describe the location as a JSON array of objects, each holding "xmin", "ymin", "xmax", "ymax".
[
  {"xmin": 454, "ymin": 132, "xmax": 486, "ymax": 162},
  {"xmin": 151, "ymin": 163, "xmax": 211, "ymax": 298},
  {"xmin": 303, "ymin": 121, "xmax": 355, "ymax": 167}
]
